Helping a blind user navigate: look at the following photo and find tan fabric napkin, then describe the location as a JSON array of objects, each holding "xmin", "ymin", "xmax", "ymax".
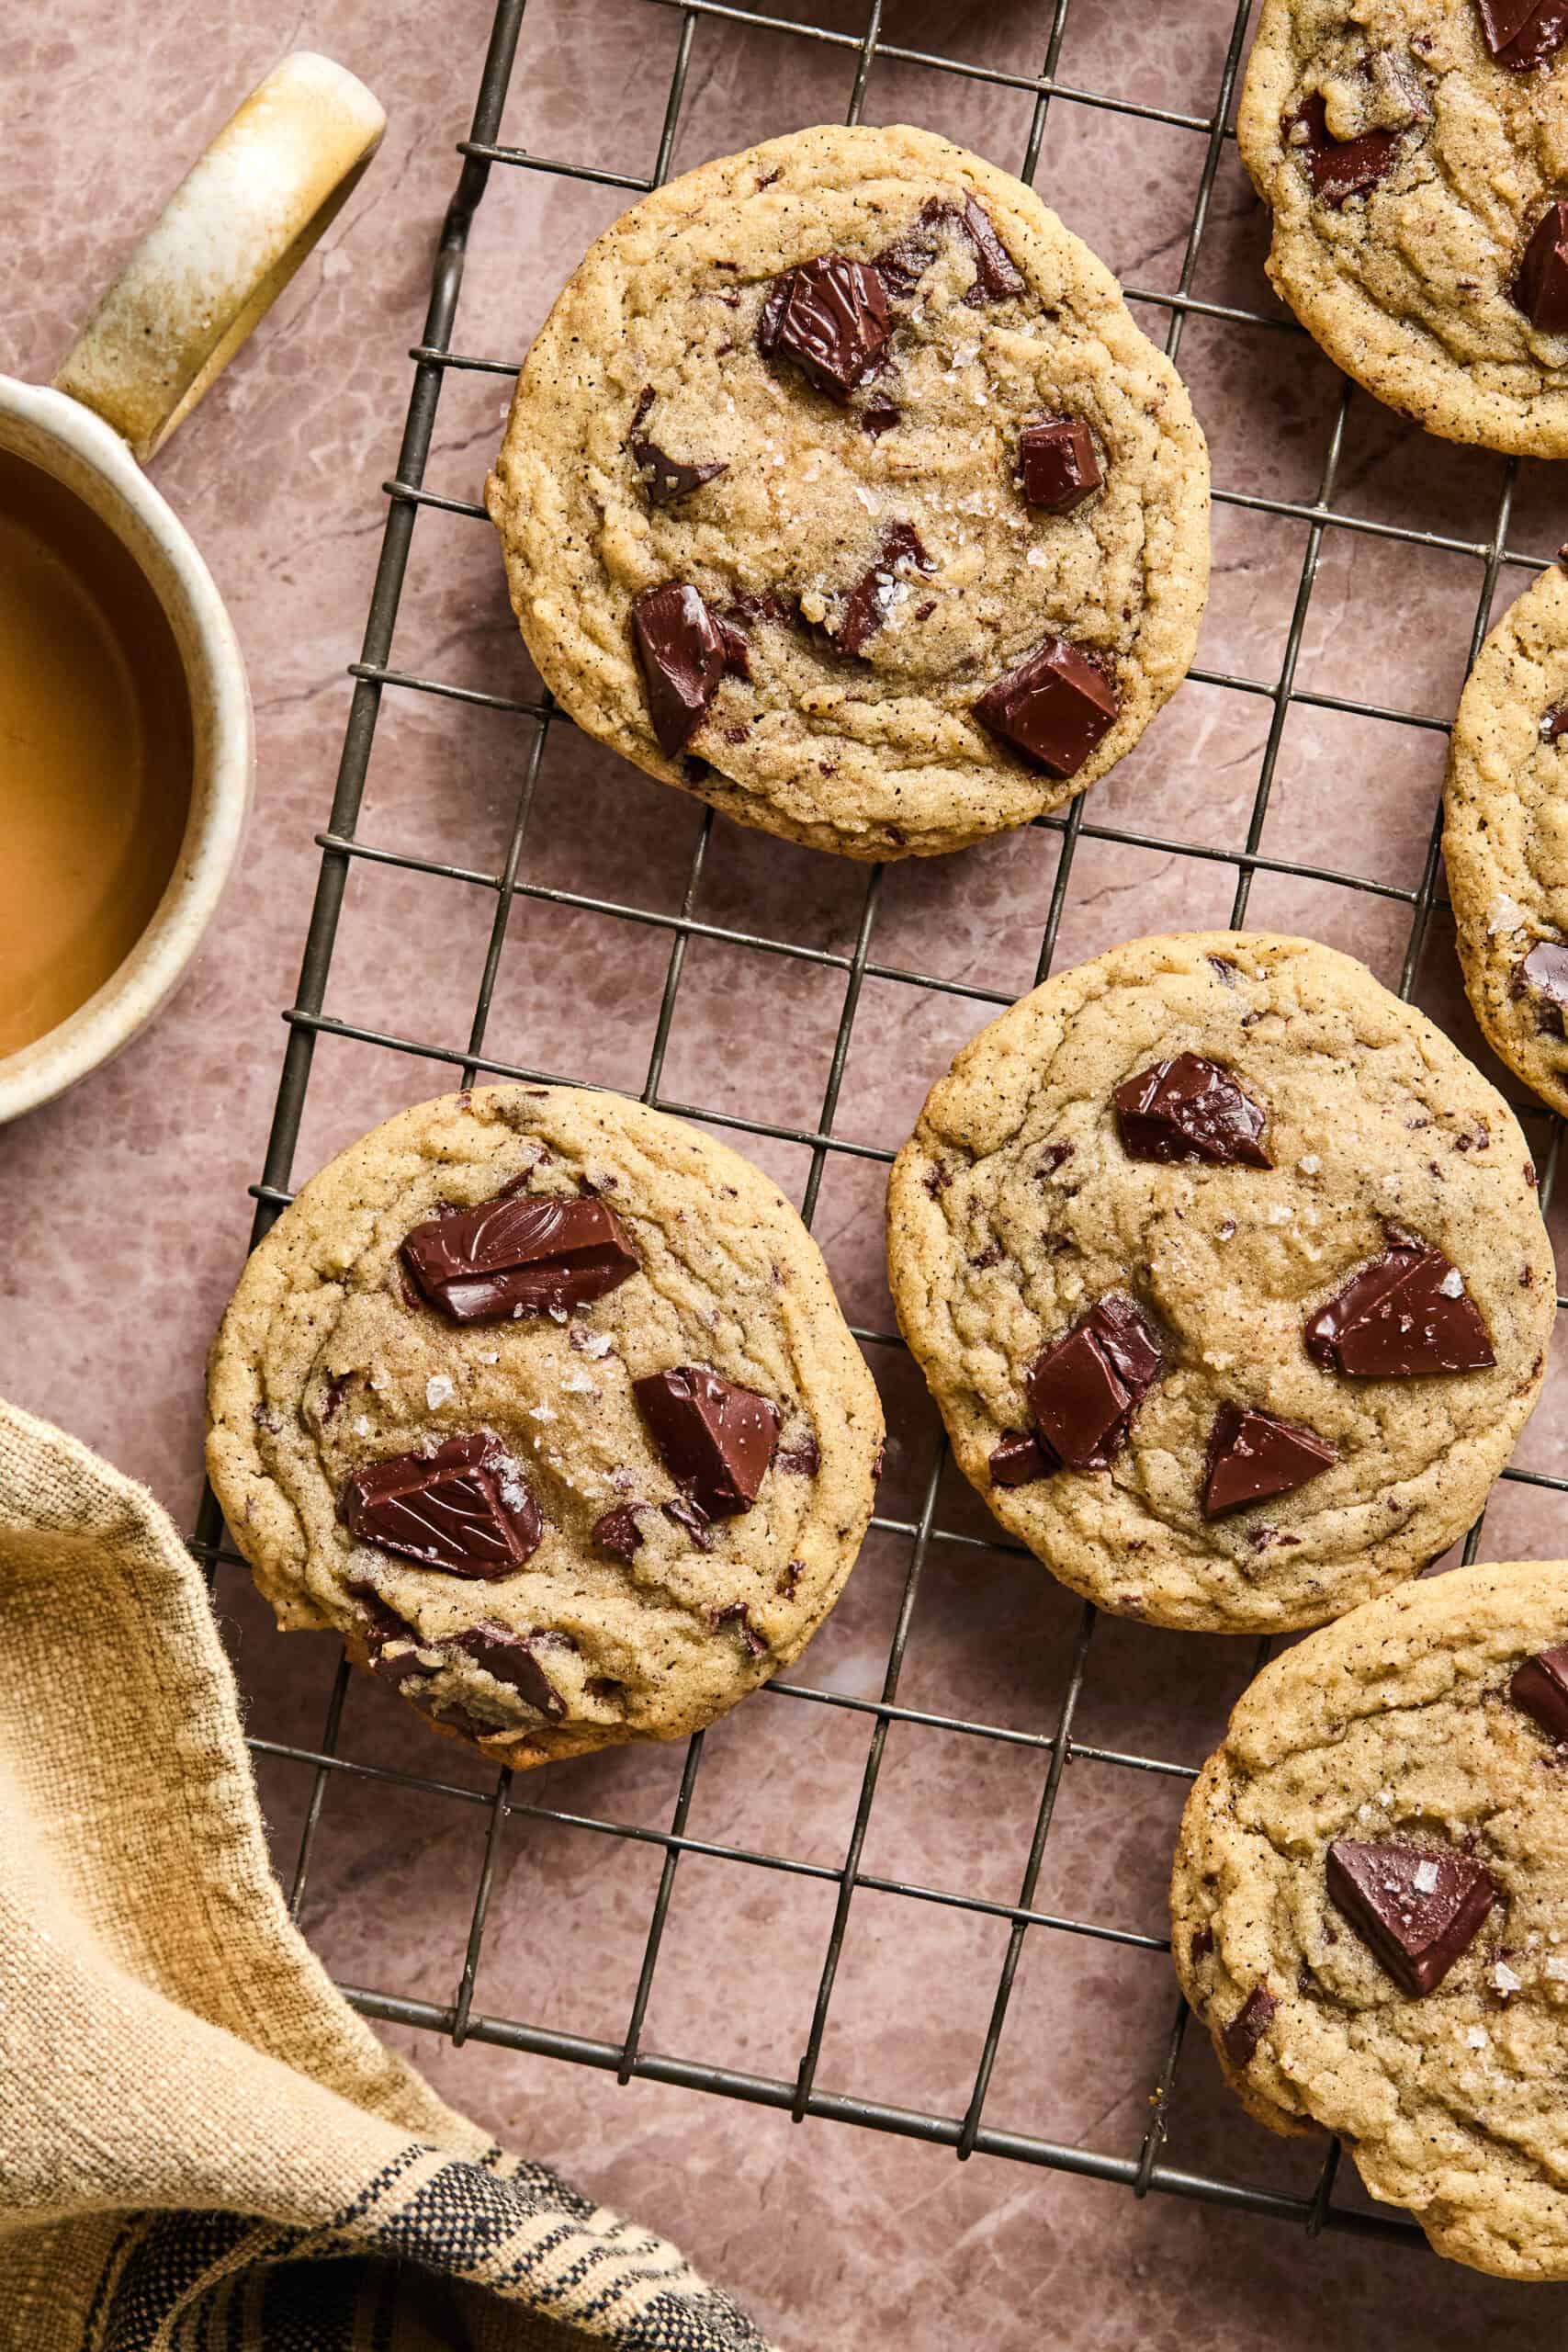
[{"xmin": 0, "ymin": 1397, "xmax": 773, "ymax": 2351}]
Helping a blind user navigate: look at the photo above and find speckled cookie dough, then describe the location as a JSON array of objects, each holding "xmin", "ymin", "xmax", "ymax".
[
  {"xmin": 886, "ymin": 933, "xmax": 1553, "ymax": 1634},
  {"xmin": 1172, "ymin": 1561, "xmax": 1568, "ymax": 2280},
  {"xmin": 1237, "ymin": 0, "xmax": 1568, "ymax": 455},
  {"xmin": 485, "ymin": 120, "xmax": 1210, "ymax": 860},
  {"xmin": 207, "ymin": 1086, "xmax": 883, "ymax": 1769},
  {"xmin": 1445, "ymin": 563, "xmax": 1568, "ymax": 1115}
]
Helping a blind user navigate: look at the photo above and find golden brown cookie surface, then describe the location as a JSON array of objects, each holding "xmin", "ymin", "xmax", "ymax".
[
  {"xmin": 1172, "ymin": 1562, "xmax": 1568, "ymax": 2278},
  {"xmin": 886, "ymin": 933, "xmax": 1552, "ymax": 1634},
  {"xmin": 486, "ymin": 121, "xmax": 1210, "ymax": 858},
  {"xmin": 208, "ymin": 1086, "xmax": 882, "ymax": 1768},
  {"xmin": 1237, "ymin": 0, "xmax": 1568, "ymax": 453}
]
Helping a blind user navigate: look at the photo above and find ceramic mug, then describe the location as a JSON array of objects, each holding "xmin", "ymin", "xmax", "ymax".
[{"xmin": 0, "ymin": 51, "xmax": 384, "ymax": 1125}]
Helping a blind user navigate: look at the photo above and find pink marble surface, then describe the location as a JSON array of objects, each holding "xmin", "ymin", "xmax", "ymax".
[{"xmin": 6, "ymin": 0, "xmax": 1568, "ymax": 2341}]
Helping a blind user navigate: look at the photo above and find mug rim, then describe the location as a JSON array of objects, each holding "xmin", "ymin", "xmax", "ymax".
[{"xmin": 0, "ymin": 377, "xmax": 254, "ymax": 1125}]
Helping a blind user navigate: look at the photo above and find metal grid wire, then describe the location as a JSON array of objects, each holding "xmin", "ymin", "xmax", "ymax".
[{"xmin": 190, "ymin": 0, "xmax": 1568, "ymax": 2247}]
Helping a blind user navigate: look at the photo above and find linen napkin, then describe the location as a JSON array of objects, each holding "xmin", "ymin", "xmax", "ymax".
[{"xmin": 0, "ymin": 1396, "xmax": 773, "ymax": 2351}]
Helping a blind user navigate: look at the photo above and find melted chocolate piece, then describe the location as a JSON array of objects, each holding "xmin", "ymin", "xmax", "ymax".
[
  {"xmin": 1221, "ymin": 1982, "xmax": 1277, "ymax": 2066},
  {"xmin": 631, "ymin": 582, "xmax": 736, "ymax": 756},
  {"xmin": 1326, "ymin": 1839, "xmax": 1498, "ymax": 1996},
  {"xmin": 342, "ymin": 1434, "xmax": 543, "ymax": 1578},
  {"xmin": 1017, "ymin": 417, "xmax": 1102, "ymax": 514},
  {"xmin": 776, "ymin": 1432, "xmax": 821, "ymax": 1477},
  {"xmin": 1542, "ymin": 704, "xmax": 1568, "ymax": 743},
  {"xmin": 974, "ymin": 637, "xmax": 1119, "ymax": 778},
  {"xmin": 402, "ymin": 1182, "xmax": 639, "ymax": 1323},
  {"xmin": 1289, "ymin": 93, "xmax": 1403, "ymax": 207},
  {"xmin": 1304, "ymin": 1238, "xmax": 1495, "ymax": 1376},
  {"xmin": 838, "ymin": 521, "xmax": 934, "ymax": 655},
  {"xmin": 1510, "ymin": 1644, "xmax": 1568, "ymax": 1740},
  {"xmin": 592, "ymin": 1504, "xmax": 645, "ymax": 1565},
  {"xmin": 757, "ymin": 254, "xmax": 892, "ymax": 400},
  {"xmin": 1516, "ymin": 938, "xmax": 1568, "ymax": 1033},
  {"xmin": 350, "ymin": 1582, "xmax": 428, "ymax": 1671},
  {"xmin": 862, "ymin": 394, "xmax": 902, "ymax": 438},
  {"xmin": 1476, "ymin": 0, "xmax": 1568, "ymax": 69},
  {"xmin": 1113, "ymin": 1053, "xmax": 1271, "ymax": 1169},
  {"xmin": 635, "ymin": 1366, "xmax": 781, "ymax": 1517},
  {"xmin": 874, "ymin": 195, "xmax": 1025, "ymax": 306},
  {"xmin": 989, "ymin": 1430, "xmax": 1051, "ymax": 1487},
  {"xmin": 627, "ymin": 388, "xmax": 728, "ymax": 505},
  {"xmin": 452, "ymin": 1622, "xmax": 573, "ymax": 1718},
  {"xmin": 1515, "ymin": 200, "xmax": 1568, "ymax": 331},
  {"xmin": 1024, "ymin": 1293, "xmax": 1162, "ymax": 1472},
  {"xmin": 1201, "ymin": 1402, "xmax": 1337, "ymax": 1518}
]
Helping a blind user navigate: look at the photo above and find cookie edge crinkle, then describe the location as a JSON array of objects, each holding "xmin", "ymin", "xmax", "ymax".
[
  {"xmin": 1236, "ymin": 0, "xmax": 1568, "ymax": 458},
  {"xmin": 484, "ymin": 119, "xmax": 1210, "ymax": 859},
  {"xmin": 1445, "ymin": 564, "xmax": 1568, "ymax": 1118},
  {"xmin": 885, "ymin": 930, "xmax": 1554, "ymax": 1634},
  {"xmin": 206, "ymin": 1084, "xmax": 883, "ymax": 1771},
  {"xmin": 1171, "ymin": 1560, "xmax": 1568, "ymax": 2280}
]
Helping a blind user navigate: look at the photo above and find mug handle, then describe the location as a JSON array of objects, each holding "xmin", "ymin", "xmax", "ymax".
[{"xmin": 53, "ymin": 51, "xmax": 385, "ymax": 464}]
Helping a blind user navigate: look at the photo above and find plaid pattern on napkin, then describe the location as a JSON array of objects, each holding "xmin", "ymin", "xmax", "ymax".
[{"xmin": 0, "ymin": 1398, "xmax": 773, "ymax": 2352}]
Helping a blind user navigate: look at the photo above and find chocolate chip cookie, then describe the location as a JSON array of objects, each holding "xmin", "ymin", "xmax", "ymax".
[
  {"xmin": 485, "ymin": 121, "xmax": 1210, "ymax": 860},
  {"xmin": 207, "ymin": 1086, "xmax": 883, "ymax": 1769},
  {"xmin": 1445, "ymin": 562, "xmax": 1568, "ymax": 1114},
  {"xmin": 885, "ymin": 933, "xmax": 1552, "ymax": 1634},
  {"xmin": 1237, "ymin": 0, "xmax": 1568, "ymax": 455},
  {"xmin": 1172, "ymin": 1560, "xmax": 1568, "ymax": 2278}
]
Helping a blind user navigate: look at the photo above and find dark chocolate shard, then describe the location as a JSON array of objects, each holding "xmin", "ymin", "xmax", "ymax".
[
  {"xmin": 1017, "ymin": 416, "xmax": 1102, "ymax": 514},
  {"xmin": 627, "ymin": 387, "xmax": 728, "ymax": 505},
  {"xmin": 862, "ymin": 393, "xmax": 902, "ymax": 438},
  {"xmin": 1114, "ymin": 1053, "xmax": 1271, "ymax": 1170},
  {"xmin": 1288, "ymin": 93, "xmax": 1403, "ymax": 207},
  {"xmin": 631, "ymin": 582, "xmax": 732, "ymax": 756},
  {"xmin": 1024, "ymin": 1292, "xmax": 1163, "ymax": 1472},
  {"xmin": 974, "ymin": 637, "xmax": 1119, "ymax": 779},
  {"xmin": 989, "ymin": 1429, "xmax": 1051, "ymax": 1487},
  {"xmin": 1326, "ymin": 1838, "xmax": 1498, "ymax": 1996},
  {"xmin": 1514, "ymin": 200, "xmax": 1568, "ymax": 331},
  {"xmin": 757, "ymin": 254, "xmax": 892, "ymax": 400},
  {"xmin": 1510, "ymin": 1644, "xmax": 1568, "ymax": 1740},
  {"xmin": 1221, "ymin": 1982, "xmax": 1277, "ymax": 2066},
  {"xmin": 957, "ymin": 194, "xmax": 1026, "ymax": 302},
  {"xmin": 1201, "ymin": 1402, "xmax": 1337, "ymax": 1518},
  {"xmin": 776, "ymin": 1432, "xmax": 821, "ymax": 1477},
  {"xmin": 402, "ymin": 1183, "xmax": 639, "ymax": 1323},
  {"xmin": 635, "ymin": 1366, "xmax": 781, "ymax": 1516},
  {"xmin": 452, "ymin": 1621, "xmax": 574, "ymax": 1718},
  {"xmin": 874, "ymin": 195, "xmax": 1024, "ymax": 306},
  {"xmin": 1476, "ymin": 0, "xmax": 1568, "ymax": 70},
  {"xmin": 1542, "ymin": 705, "xmax": 1568, "ymax": 744},
  {"xmin": 662, "ymin": 1494, "xmax": 714, "ymax": 1550},
  {"xmin": 342, "ymin": 1433, "xmax": 543, "ymax": 1578},
  {"xmin": 1304, "ymin": 1239, "xmax": 1495, "ymax": 1376},
  {"xmin": 592, "ymin": 1503, "xmax": 645, "ymax": 1565},
  {"xmin": 1516, "ymin": 938, "xmax": 1568, "ymax": 1034},
  {"xmin": 838, "ymin": 521, "xmax": 934, "ymax": 656},
  {"xmin": 713, "ymin": 1601, "xmax": 768, "ymax": 1657}
]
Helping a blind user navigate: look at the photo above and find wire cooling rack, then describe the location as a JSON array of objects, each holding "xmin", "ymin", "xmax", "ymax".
[{"xmin": 194, "ymin": 0, "xmax": 1568, "ymax": 2252}]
